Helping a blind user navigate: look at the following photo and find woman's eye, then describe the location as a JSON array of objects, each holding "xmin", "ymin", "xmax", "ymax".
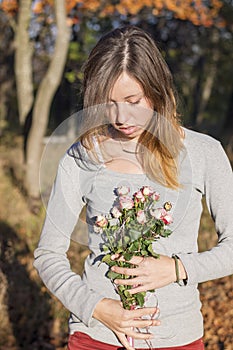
[
  {"xmin": 108, "ymin": 102, "xmax": 116, "ymax": 108},
  {"xmin": 128, "ymin": 99, "xmax": 140, "ymax": 105}
]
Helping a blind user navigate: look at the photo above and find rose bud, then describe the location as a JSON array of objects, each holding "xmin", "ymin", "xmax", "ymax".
[
  {"xmin": 119, "ymin": 196, "xmax": 134, "ymax": 210},
  {"xmin": 116, "ymin": 186, "xmax": 130, "ymax": 196},
  {"xmin": 134, "ymin": 190, "xmax": 146, "ymax": 203},
  {"xmin": 162, "ymin": 213, "xmax": 173, "ymax": 225},
  {"xmin": 141, "ymin": 186, "xmax": 154, "ymax": 196},
  {"xmin": 111, "ymin": 206, "xmax": 122, "ymax": 218},
  {"xmin": 164, "ymin": 201, "xmax": 172, "ymax": 211},
  {"xmin": 95, "ymin": 215, "xmax": 108, "ymax": 228},
  {"xmin": 136, "ymin": 210, "xmax": 147, "ymax": 224},
  {"xmin": 151, "ymin": 191, "xmax": 160, "ymax": 201}
]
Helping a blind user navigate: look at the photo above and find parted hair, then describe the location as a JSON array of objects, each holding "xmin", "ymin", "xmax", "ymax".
[{"xmin": 80, "ymin": 25, "xmax": 184, "ymax": 189}]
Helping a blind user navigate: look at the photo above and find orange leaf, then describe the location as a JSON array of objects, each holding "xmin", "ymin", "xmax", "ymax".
[{"xmin": 1, "ymin": 0, "xmax": 18, "ymax": 15}]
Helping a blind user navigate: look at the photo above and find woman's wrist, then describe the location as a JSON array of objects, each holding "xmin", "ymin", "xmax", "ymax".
[{"xmin": 93, "ymin": 298, "xmax": 109, "ymax": 320}]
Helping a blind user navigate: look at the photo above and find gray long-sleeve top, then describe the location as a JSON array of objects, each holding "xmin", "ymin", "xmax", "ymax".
[{"xmin": 34, "ymin": 128, "xmax": 233, "ymax": 348}]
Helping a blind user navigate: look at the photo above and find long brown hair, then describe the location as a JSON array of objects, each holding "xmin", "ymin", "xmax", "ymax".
[{"xmin": 80, "ymin": 25, "xmax": 183, "ymax": 189}]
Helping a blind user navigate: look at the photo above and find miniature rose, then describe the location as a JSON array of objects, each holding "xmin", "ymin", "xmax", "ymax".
[
  {"xmin": 134, "ymin": 190, "xmax": 146, "ymax": 203},
  {"xmin": 111, "ymin": 206, "xmax": 122, "ymax": 219},
  {"xmin": 99, "ymin": 185, "xmax": 173, "ymax": 312},
  {"xmin": 150, "ymin": 207, "xmax": 167, "ymax": 220},
  {"xmin": 141, "ymin": 186, "xmax": 154, "ymax": 196},
  {"xmin": 137, "ymin": 210, "xmax": 147, "ymax": 224},
  {"xmin": 95, "ymin": 215, "xmax": 108, "ymax": 227},
  {"xmin": 152, "ymin": 191, "xmax": 160, "ymax": 201},
  {"xmin": 93, "ymin": 225, "xmax": 103, "ymax": 233},
  {"xmin": 116, "ymin": 186, "xmax": 130, "ymax": 196},
  {"xmin": 119, "ymin": 196, "xmax": 134, "ymax": 210},
  {"xmin": 162, "ymin": 213, "xmax": 173, "ymax": 225}
]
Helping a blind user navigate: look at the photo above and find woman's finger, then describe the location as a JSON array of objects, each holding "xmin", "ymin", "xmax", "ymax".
[
  {"xmin": 130, "ymin": 306, "xmax": 158, "ymax": 319},
  {"xmin": 114, "ymin": 275, "xmax": 143, "ymax": 285},
  {"xmin": 131, "ymin": 318, "xmax": 160, "ymax": 328},
  {"xmin": 128, "ymin": 284, "xmax": 150, "ymax": 294},
  {"xmin": 127, "ymin": 256, "xmax": 146, "ymax": 265},
  {"xmin": 111, "ymin": 265, "xmax": 142, "ymax": 277},
  {"xmin": 114, "ymin": 276, "xmax": 155, "ymax": 292},
  {"xmin": 111, "ymin": 254, "xmax": 146, "ymax": 266},
  {"xmin": 126, "ymin": 327, "xmax": 155, "ymax": 340},
  {"xmin": 116, "ymin": 332, "xmax": 135, "ymax": 350},
  {"xmin": 111, "ymin": 253, "xmax": 121, "ymax": 260}
]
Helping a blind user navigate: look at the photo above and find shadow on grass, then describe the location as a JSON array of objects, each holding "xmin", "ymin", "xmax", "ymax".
[{"xmin": 0, "ymin": 221, "xmax": 55, "ymax": 350}]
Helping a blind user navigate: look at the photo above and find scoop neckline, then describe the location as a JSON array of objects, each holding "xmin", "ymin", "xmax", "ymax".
[
  {"xmin": 99, "ymin": 127, "xmax": 187, "ymax": 177},
  {"xmin": 101, "ymin": 165, "xmax": 147, "ymax": 178}
]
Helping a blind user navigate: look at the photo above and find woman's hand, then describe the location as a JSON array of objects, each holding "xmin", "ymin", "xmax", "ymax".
[
  {"xmin": 93, "ymin": 298, "xmax": 160, "ymax": 350},
  {"xmin": 111, "ymin": 255, "xmax": 186, "ymax": 294}
]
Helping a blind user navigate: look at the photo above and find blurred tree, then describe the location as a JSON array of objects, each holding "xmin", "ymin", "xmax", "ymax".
[
  {"xmin": 1, "ymin": 0, "xmax": 71, "ymax": 200},
  {"xmin": 14, "ymin": 0, "xmax": 34, "ymax": 126},
  {"xmin": 0, "ymin": 8, "xmax": 15, "ymax": 135},
  {"xmin": 1, "ymin": 0, "xmax": 227, "ymax": 200},
  {"xmin": 26, "ymin": 0, "xmax": 71, "ymax": 200},
  {"xmin": 134, "ymin": 4, "xmax": 232, "ymax": 135}
]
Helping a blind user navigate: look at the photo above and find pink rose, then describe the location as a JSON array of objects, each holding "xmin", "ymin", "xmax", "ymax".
[
  {"xmin": 150, "ymin": 207, "xmax": 167, "ymax": 220},
  {"xmin": 111, "ymin": 206, "xmax": 122, "ymax": 219},
  {"xmin": 150, "ymin": 206, "xmax": 173, "ymax": 225},
  {"xmin": 116, "ymin": 186, "xmax": 130, "ymax": 197},
  {"xmin": 151, "ymin": 191, "xmax": 160, "ymax": 201},
  {"xmin": 119, "ymin": 196, "xmax": 134, "ymax": 210},
  {"xmin": 137, "ymin": 210, "xmax": 147, "ymax": 224},
  {"xmin": 141, "ymin": 186, "xmax": 154, "ymax": 196},
  {"xmin": 162, "ymin": 213, "xmax": 173, "ymax": 225},
  {"xmin": 134, "ymin": 190, "xmax": 146, "ymax": 203},
  {"xmin": 93, "ymin": 225, "xmax": 103, "ymax": 233},
  {"xmin": 95, "ymin": 215, "xmax": 108, "ymax": 228}
]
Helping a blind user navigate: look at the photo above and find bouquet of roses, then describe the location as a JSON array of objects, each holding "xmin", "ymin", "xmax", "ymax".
[{"xmin": 94, "ymin": 185, "xmax": 173, "ymax": 311}]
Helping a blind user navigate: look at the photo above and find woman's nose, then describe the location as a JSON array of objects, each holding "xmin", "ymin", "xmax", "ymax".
[{"xmin": 115, "ymin": 103, "xmax": 129, "ymax": 125}]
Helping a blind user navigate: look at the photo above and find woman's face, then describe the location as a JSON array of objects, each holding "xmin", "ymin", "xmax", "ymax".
[{"xmin": 108, "ymin": 71, "xmax": 153, "ymax": 139}]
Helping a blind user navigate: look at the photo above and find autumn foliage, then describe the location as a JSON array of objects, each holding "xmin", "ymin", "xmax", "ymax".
[{"xmin": 1, "ymin": 0, "xmax": 225, "ymax": 27}]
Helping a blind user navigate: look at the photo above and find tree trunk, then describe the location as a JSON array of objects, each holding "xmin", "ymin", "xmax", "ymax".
[
  {"xmin": 0, "ymin": 80, "xmax": 13, "ymax": 136},
  {"xmin": 224, "ymin": 89, "xmax": 233, "ymax": 131},
  {"xmin": 223, "ymin": 89, "xmax": 233, "ymax": 162},
  {"xmin": 14, "ymin": 0, "xmax": 34, "ymax": 126},
  {"xmin": 196, "ymin": 30, "xmax": 220, "ymax": 125},
  {"xmin": 190, "ymin": 55, "xmax": 205, "ymax": 126},
  {"xmin": 25, "ymin": 0, "xmax": 70, "ymax": 198}
]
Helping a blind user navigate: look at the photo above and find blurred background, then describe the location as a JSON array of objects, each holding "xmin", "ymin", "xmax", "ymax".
[{"xmin": 0, "ymin": 0, "xmax": 232, "ymax": 349}]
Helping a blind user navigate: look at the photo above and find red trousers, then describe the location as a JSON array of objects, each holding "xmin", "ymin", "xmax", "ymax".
[{"xmin": 67, "ymin": 332, "xmax": 204, "ymax": 350}]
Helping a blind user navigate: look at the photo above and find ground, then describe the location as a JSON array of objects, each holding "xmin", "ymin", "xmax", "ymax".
[{"xmin": 0, "ymin": 138, "xmax": 232, "ymax": 350}]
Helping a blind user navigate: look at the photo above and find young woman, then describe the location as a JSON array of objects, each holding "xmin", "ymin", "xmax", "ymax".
[{"xmin": 34, "ymin": 26, "xmax": 233, "ymax": 350}]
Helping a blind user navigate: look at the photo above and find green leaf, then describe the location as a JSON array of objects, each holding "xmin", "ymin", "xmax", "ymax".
[
  {"xmin": 102, "ymin": 245, "xmax": 109, "ymax": 252},
  {"xmin": 115, "ymin": 247, "xmax": 124, "ymax": 254},
  {"xmin": 123, "ymin": 252, "xmax": 133, "ymax": 261},
  {"xmin": 129, "ymin": 241, "xmax": 139, "ymax": 252},
  {"xmin": 141, "ymin": 250, "xmax": 148, "ymax": 256},
  {"xmin": 118, "ymin": 285, "xmax": 126, "ymax": 292},
  {"xmin": 163, "ymin": 229, "xmax": 172, "ymax": 237},
  {"xmin": 136, "ymin": 292, "xmax": 145, "ymax": 307},
  {"xmin": 106, "ymin": 271, "xmax": 121, "ymax": 280},
  {"xmin": 101, "ymin": 254, "xmax": 112, "ymax": 264},
  {"xmin": 147, "ymin": 243, "xmax": 154, "ymax": 254},
  {"xmin": 147, "ymin": 243, "xmax": 160, "ymax": 258},
  {"xmin": 124, "ymin": 290, "xmax": 131, "ymax": 298}
]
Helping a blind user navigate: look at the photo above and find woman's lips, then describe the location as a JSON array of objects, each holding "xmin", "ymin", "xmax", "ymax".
[{"xmin": 118, "ymin": 126, "xmax": 139, "ymax": 135}]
